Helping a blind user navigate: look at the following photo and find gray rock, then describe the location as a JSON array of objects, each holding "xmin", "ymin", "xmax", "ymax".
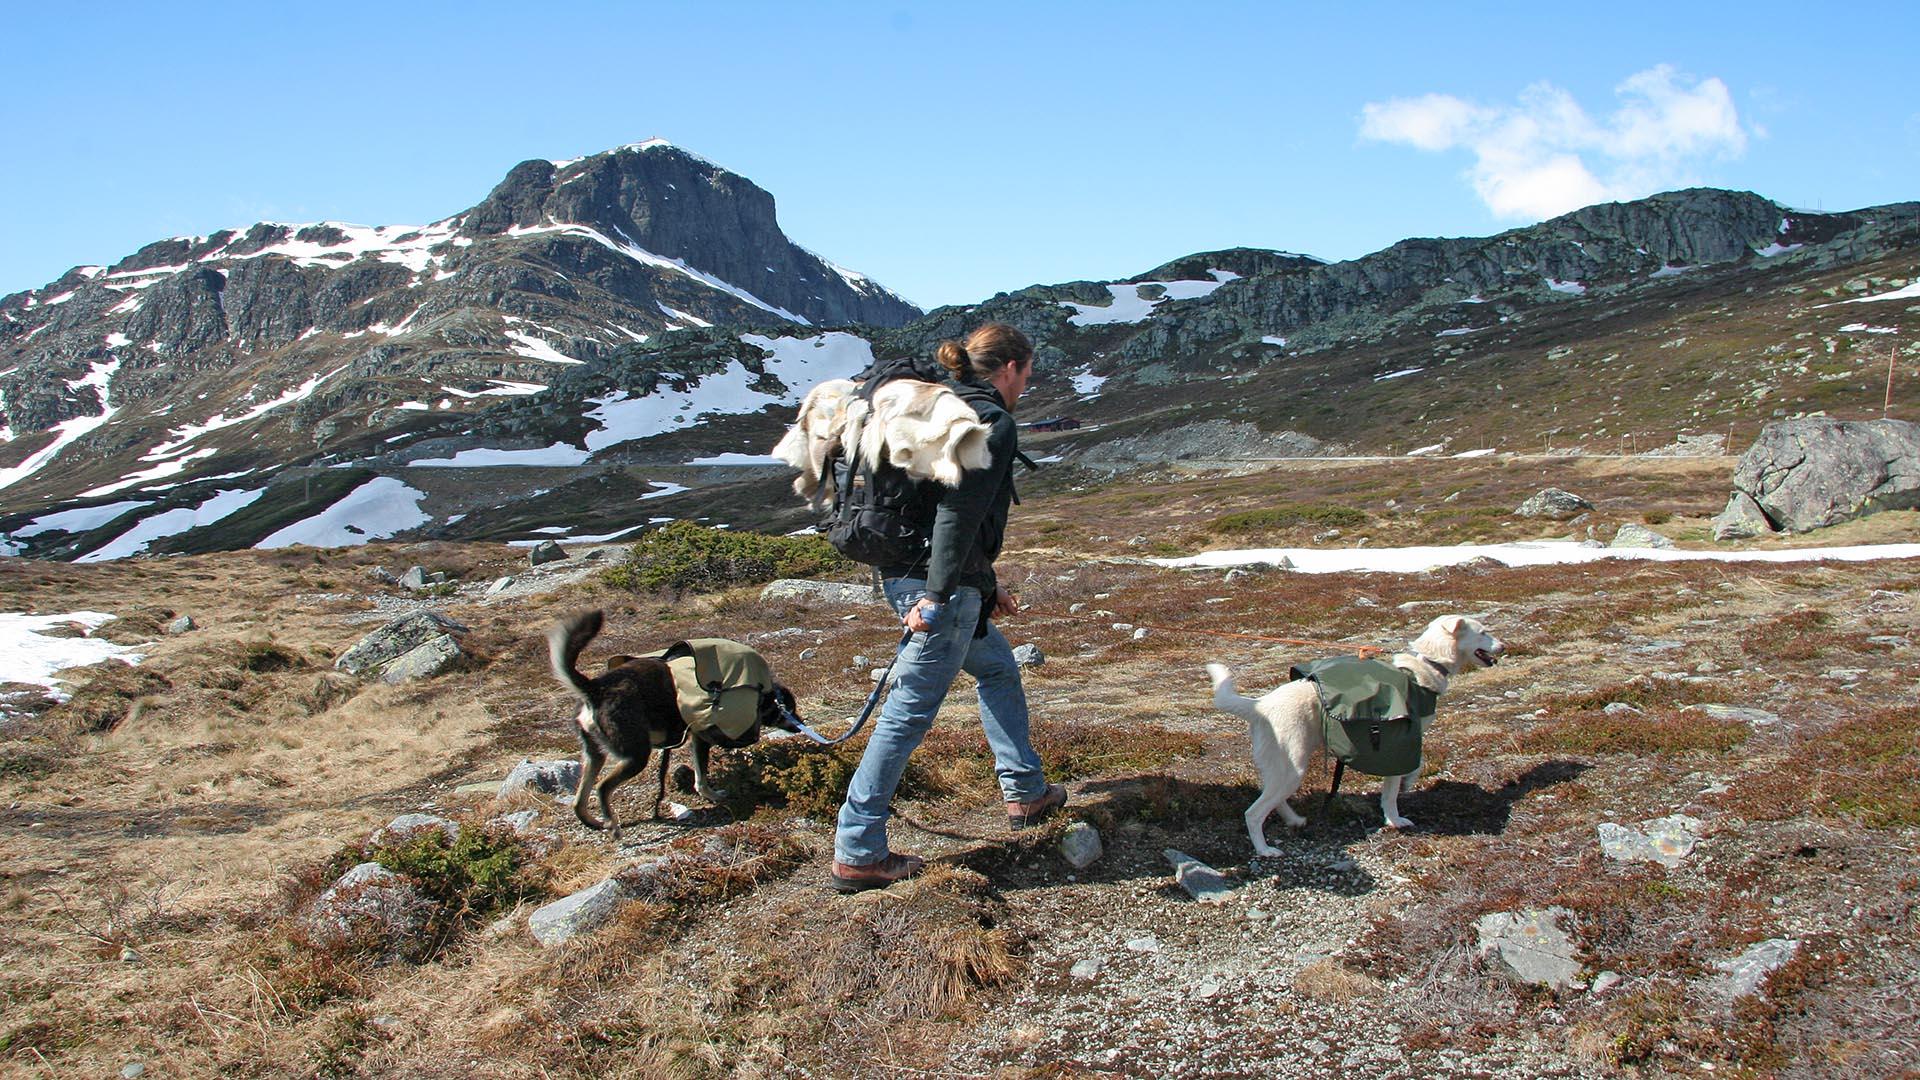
[
  {"xmin": 759, "ymin": 579, "xmax": 881, "ymax": 606},
  {"xmin": 1611, "ymin": 523, "xmax": 1676, "ymax": 549},
  {"xmin": 1475, "ymin": 907, "xmax": 1583, "ymax": 989},
  {"xmin": 335, "ymin": 610, "xmax": 469, "ymax": 675},
  {"xmin": 1707, "ymin": 938, "xmax": 1800, "ymax": 1003},
  {"xmin": 1712, "ymin": 489, "xmax": 1776, "ymax": 540},
  {"xmin": 301, "ymin": 862, "xmax": 433, "ymax": 955},
  {"xmin": 369, "ymin": 813, "xmax": 461, "ymax": 847},
  {"xmin": 486, "ymin": 575, "xmax": 516, "ymax": 596},
  {"xmin": 491, "ymin": 810, "xmax": 540, "ymax": 835},
  {"xmin": 164, "ymin": 615, "xmax": 196, "ymax": 635},
  {"xmin": 378, "ymin": 633, "xmax": 466, "ymax": 683},
  {"xmin": 529, "ymin": 540, "xmax": 568, "ymax": 566},
  {"xmin": 1124, "ymin": 935, "xmax": 1161, "ymax": 953},
  {"xmin": 1732, "ymin": 418, "xmax": 1920, "ymax": 532},
  {"xmin": 1069, "ymin": 956, "xmax": 1103, "ymax": 980},
  {"xmin": 1012, "ymin": 643, "xmax": 1045, "ymax": 667},
  {"xmin": 798, "ymin": 647, "xmax": 817, "ymax": 660},
  {"xmin": 1591, "ymin": 970, "xmax": 1625, "ymax": 996},
  {"xmin": 528, "ymin": 879, "xmax": 631, "ymax": 947},
  {"xmin": 398, "ymin": 565, "xmax": 429, "ymax": 590},
  {"xmin": 1598, "ymin": 814, "xmax": 1701, "ymax": 867},
  {"xmin": 122, "ymin": 1064, "xmax": 146, "ymax": 1079},
  {"xmin": 1602, "ymin": 702, "xmax": 1642, "ymax": 716},
  {"xmin": 1058, "ymin": 822, "xmax": 1103, "ymax": 869},
  {"xmin": 368, "ymin": 566, "xmax": 401, "ymax": 586},
  {"xmin": 1684, "ymin": 703, "xmax": 1781, "ymax": 727},
  {"xmin": 501, "ymin": 758, "xmax": 583, "ymax": 799},
  {"xmin": 1131, "ymin": 627, "xmax": 1150, "ymax": 641},
  {"xmin": 1515, "ymin": 488, "xmax": 1594, "ymax": 519},
  {"xmin": 1165, "ymin": 848, "xmax": 1234, "ymax": 904}
]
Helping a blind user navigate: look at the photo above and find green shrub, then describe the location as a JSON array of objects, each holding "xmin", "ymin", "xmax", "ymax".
[
  {"xmin": 602, "ymin": 521, "xmax": 854, "ymax": 593},
  {"xmin": 1209, "ymin": 503, "xmax": 1368, "ymax": 534},
  {"xmin": 359, "ymin": 824, "xmax": 545, "ymax": 957}
]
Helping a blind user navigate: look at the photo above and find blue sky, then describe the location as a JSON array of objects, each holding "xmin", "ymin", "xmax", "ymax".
[{"xmin": 3, "ymin": 1, "xmax": 1915, "ymax": 311}]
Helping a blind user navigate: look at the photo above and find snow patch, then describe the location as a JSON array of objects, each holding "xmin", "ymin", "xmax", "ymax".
[
  {"xmin": 1061, "ymin": 276, "xmax": 1235, "ymax": 326},
  {"xmin": 0, "ymin": 611, "xmax": 143, "ymax": 700},
  {"xmin": 77, "ymin": 487, "xmax": 266, "ymax": 562},
  {"xmin": 1154, "ymin": 541, "xmax": 1920, "ymax": 575},
  {"xmin": 255, "ymin": 477, "xmax": 431, "ymax": 548}
]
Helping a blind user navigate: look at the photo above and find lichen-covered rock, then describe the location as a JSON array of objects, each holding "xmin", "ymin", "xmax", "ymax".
[
  {"xmin": 1712, "ymin": 489, "xmax": 1776, "ymax": 540},
  {"xmin": 528, "ymin": 879, "xmax": 630, "ymax": 947},
  {"xmin": 1059, "ymin": 822, "xmax": 1103, "ymax": 869},
  {"xmin": 1515, "ymin": 488, "xmax": 1594, "ymax": 519},
  {"xmin": 1475, "ymin": 907, "xmax": 1582, "ymax": 989},
  {"xmin": 377, "ymin": 634, "xmax": 465, "ymax": 683},
  {"xmin": 335, "ymin": 611, "xmax": 469, "ymax": 676},
  {"xmin": 1731, "ymin": 418, "xmax": 1920, "ymax": 532},
  {"xmin": 369, "ymin": 814, "xmax": 461, "ymax": 847},
  {"xmin": 760, "ymin": 579, "xmax": 880, "ymax": 606},
  {"xmin": 300, "ymin": 863, "xmax": 433, "ymax": 958},
  {"xmin": 529, "ymin": 541, "xmax": 568, "ymax": 567},
  {"xmin": 500, "ymin": 758, "xmax": 582, "ymax": 799},
  {"xmin": 1598, "ymin": 815, "xmax": 1701, "ymax": 867},
  {"xmin": 1610, "ymin": 523, "xmax": 1675, "ymax": 549}
]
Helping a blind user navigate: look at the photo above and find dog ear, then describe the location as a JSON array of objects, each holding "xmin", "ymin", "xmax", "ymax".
[
  {"xmin": 1438, "ymin": 615, "xmax": 1465, "ymax": 636},
  {"xmin": 603, "ymin": 654, "xmax": 638, "ymax": 671}
]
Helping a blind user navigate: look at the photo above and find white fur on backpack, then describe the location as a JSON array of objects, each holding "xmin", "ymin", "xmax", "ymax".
[
  {"xmin": 772, "ymin": 378, "xmax": 992, "ymax": 505},
  {"xmin": 771, "ymin": 378, "xmax": 857, "ymax": 510}
]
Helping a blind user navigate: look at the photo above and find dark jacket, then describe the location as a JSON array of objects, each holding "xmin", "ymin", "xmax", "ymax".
[{"xmin": 880, "ymin": 375, "xmax": 1018, "ymax": 601}]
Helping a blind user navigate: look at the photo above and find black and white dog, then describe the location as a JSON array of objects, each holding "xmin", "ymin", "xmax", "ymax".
[{"xmin": 547, "ymin": 610, "xmax": 800, "ymax": 840}]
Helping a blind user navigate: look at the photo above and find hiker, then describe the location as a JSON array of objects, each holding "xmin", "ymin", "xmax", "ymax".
[{"xmin": 830, "ymin": 322, "xmax": 1066, "ymax": 892}]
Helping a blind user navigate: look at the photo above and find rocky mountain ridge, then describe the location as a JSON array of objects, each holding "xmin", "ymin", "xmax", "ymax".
[{"xmin": 2, "ymin": 161, "xmax": 1915, "ymax": 561}]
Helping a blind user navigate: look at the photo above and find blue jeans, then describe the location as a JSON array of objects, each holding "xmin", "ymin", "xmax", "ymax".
[{"xmin": 833, "ymin": 578, "xmax": 1047, "ymax": 866}]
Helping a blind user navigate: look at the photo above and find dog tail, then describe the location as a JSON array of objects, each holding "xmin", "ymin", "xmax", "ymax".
[
  {"xmin": 1205, "ymin": 662, "xmax": 1260, "ymax": 722},
  {"xmin": 548, "ymin": 610, "xmax": 603, "ymax": 702}
]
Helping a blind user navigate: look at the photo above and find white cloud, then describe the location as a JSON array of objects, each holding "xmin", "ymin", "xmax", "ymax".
[{"xmin": 1359, "ymin": 65, "xmax": 1750, "ymax": 220}]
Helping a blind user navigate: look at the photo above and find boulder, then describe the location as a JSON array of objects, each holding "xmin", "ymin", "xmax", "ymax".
[
  {"xmin": 335, "ymin": 610, "xmax": 469, "ymax": 676},
  {"xmin": 529, "ymin": 541, "xmax": 568, "ymax": 566},
  {"xmin": 1475, "ymin": 907, "xmax": 1582, "ymax": 989},
  {"xmin": 1012, "ymin": 643, "xmax": 1045, "ymax": 668},
  {"xmin": 368, "ymin": 566, "xmax": 401, "ymax": 586},
  {"xmin": 759, "ymin": 579, "xmax": 881, "ymax": 606},
  {"xmin": 528, "ymin": 879, "xmax": 631, "ymax": 947},
  {"xmin": 1515, "ymin": 488, "xmax": 1594, "ymax": 519},
  {"xmin": 485, "ymin": 575, "xmax": 516, "ymax": 596},
  {"xmin": 398, "ymin": 565, "xmax": 429, "ymax": 590},
  {"xmin": 1712, "ymin": 490, "xmax": 1776, "ymax": 541},
  {"xmin": 1597, "ymin": 814, "xmax": 1701, "ymax": 867},
  {"xmin": 164, "ymin": 615, "xmax": 196, "ymax": 635},
  {"xmin": 1731, "ymin": 418, "xmax": 1920, "ymax": 532},
  {"xmin": 300, "ymin": 862, "xmax": 433, "ymax": 956},
  {"xmin": 378, "ymin": 634, "xmax": 465, "ymax": 683},
  {"xmin": 500, "ymin": 758, "xmax": 583, "ymax": 799},
  {"xmin": 1610, "ymin": 523, "xmax": 1675, "ymax": 549}
]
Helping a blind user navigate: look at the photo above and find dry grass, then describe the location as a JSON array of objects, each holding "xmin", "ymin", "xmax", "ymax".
[{"xmin": 7, "ymin": 461, "xmax": 1920, "ymax": 1074}]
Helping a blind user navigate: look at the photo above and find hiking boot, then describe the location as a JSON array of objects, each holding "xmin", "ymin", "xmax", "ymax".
[
  {"xmin": 1007, "ymin": 783, "xmax": 1067, "ymax": 830},
  {"xmin": 828, "ymin": 851, "xmax": 926, "ymax": 893}
]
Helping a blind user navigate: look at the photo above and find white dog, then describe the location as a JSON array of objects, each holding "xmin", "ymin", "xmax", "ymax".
[{"xmin": 1205, "ymin": 615, "xmax": 1504, "ymax": 856}]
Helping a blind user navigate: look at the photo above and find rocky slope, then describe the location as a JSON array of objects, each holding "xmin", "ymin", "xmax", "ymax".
[{"xmin": 2, "ymin": 176, "xmax": 1915, "ymax": 561}]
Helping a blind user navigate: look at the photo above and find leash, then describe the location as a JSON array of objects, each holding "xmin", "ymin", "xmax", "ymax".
[
  {"xmin": 1041, "ymin": 609, "xmax": 1387, "ymax": 656},
  {"xmin": 779, "ymin": 625, "xmax": 912, "ymax": 747}
]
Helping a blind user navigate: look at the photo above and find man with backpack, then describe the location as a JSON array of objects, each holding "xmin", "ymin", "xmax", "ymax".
[{"xmin": 829, "ymin": 322, "xmax": 1067, "ymax": 892}]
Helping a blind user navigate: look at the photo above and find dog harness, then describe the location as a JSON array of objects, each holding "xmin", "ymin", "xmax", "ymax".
[
  {"xmin": 642, "ymin": 639, "xmax": 779, "ymax": 749},
  {"xmin": 1289, "ymin": 656, "xmax": 1437, "ymax": 778}
]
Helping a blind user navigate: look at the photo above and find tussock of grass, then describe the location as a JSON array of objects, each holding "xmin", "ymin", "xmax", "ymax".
[
  {"xmin": 1519, "ymin": 712, "xmax": 1750, "ymax": 756},
  {"xmin": 602, "ymin": 520, "xmax": 853, "ymax": 593},
  {"xmin": 48, "ymin": 659, "xmax": 171, "ymax": 732},
  {"xmin": 1208, "ymin": 503, "xmax": 1368, "ymax": 534},
  {"xmin": 782, "ymin": 866, "xmax": 1023, "ymax": 1020}
]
